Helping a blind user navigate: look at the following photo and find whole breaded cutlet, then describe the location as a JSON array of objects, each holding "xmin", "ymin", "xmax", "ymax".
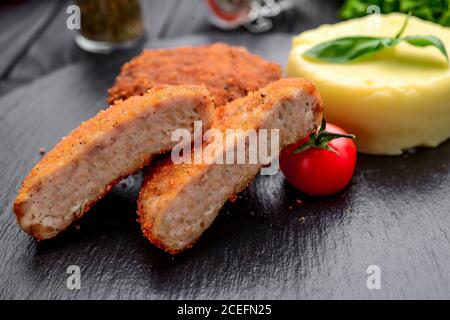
[
  {"xmin": 14, "ymin": 85, "xmax": 215, "ymax": 240},
  {"xmin": 107, "ymin": 43, "xmax": 282, "ymax": 106},
  {"xmin": 137, "ymin": 78, "xmax": 324, "ymax": 254}
]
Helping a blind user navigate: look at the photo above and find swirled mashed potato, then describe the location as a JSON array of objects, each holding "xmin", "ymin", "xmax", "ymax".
[{"xmin": 287, "ymin": 13, "xmax": 450, "ymax": 155}]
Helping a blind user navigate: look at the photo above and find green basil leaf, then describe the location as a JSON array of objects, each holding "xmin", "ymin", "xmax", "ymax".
[
  {"xmin": 303, "ymin": 36, "xmax": 395, "ymax": 63},
  {"xmin": 303, "ymin": 13, "xmax": 448, "ymax": 66},
  {"xmin": 402, "ymin": 35, "xmax": 449, "ymax": 61}
]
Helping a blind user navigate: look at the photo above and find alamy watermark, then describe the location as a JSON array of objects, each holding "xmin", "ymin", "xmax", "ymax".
[
  {"xmin": 66, "ymin": 5, "xmax": 81, "ymax": 30},
  {"xmin": 366, "ymin": 265, "xmax": 381, "ymax": 290},
  {"xmin": 66, "ymin": 265, "xmax": 81, "ymax": 290},
  {"xmin": 367, "ymin": 5, "xmax": 382, "ymax": 30},
  {"xmin": 171, "ymin": 121, "xmax": 280, "ymax": 176}
]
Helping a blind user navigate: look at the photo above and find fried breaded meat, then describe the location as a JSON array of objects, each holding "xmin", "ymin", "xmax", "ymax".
[
  {"xmin": 137, "ymin": 78, "xmax": 323, "ymax": 254},
  {"xmin": 107, "ymin": 43, "xmax": 282, "ymax": 106},
  {"xmin": 14, "ymin": 85, "xmax": 215, "ymax": 240}
]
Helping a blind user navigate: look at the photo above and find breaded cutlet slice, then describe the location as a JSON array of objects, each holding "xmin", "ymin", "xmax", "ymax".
[
  {"xmin": 138, "ymin": 78, "xmax": 323, "ymax": 254},
  {"xmin": 107, "ymin": 43, "xmax": 282, "ymax": 106},
  {"xmin": 14, "ymin": 85, "xmax": 215, "ymax": 240}
]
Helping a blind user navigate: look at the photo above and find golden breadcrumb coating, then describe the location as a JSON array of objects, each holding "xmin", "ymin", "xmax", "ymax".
[
  {"xmin": 107, "ymin": 43, "xmax": 282, "ymax": 106},
  {"xmin": 14, "ymin": 85, "xmax": 215, "ymax": 240},
  {"xmin": 138, "ymin": 78, "xmax": 323, "ymax": 254}
]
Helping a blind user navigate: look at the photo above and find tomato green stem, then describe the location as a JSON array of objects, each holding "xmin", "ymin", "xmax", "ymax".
[{"xmin": 293, "ymin": 119, "xmax": 356, "ymax": 155}]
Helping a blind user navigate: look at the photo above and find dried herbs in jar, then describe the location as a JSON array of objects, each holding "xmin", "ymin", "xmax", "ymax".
[{"xmin": 76, "ymin": 0, "xmax": 144, "ymax": 52}]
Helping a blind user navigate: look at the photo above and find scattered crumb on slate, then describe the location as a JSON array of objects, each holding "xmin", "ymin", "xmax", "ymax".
[{"xmin": 39, "ymin": 147, "xmax": 46, "ymax": 155}]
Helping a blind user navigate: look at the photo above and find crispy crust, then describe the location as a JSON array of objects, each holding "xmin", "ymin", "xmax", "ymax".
[
  {"xmin": 213, "ymin": 78, "xmax": 322, "ymax": 131},
  {"xmin": 138, "ymin": 78, "xmax": 324, "ymax": 254},
  {"xmin": 137, "ymin": 158, "xmax": 206, "ymax": 254},
  {"xmin": 14, "ymin": 85, "xmax": 215, "ymax": 240},
  {"xmin": 107, "ymin": 43, "xmax": 282, "ymax": 106}
]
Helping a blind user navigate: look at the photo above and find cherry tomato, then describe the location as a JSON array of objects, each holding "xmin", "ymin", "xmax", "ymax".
[{"xmin": 280, "ymin": 122, "xmax": 357, "ymax": 196}]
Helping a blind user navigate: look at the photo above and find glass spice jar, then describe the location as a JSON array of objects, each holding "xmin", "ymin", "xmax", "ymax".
[
  {"xmin": 75, "ymin": 0, "xmax": 145, "ymax": 53},
  {"xmin": 204, "ymin": 0, "xmax": 253, "ymax": 30},
  {"xmin": 204, "ymin": 0, "xmax": 297, "ymax": 33}
]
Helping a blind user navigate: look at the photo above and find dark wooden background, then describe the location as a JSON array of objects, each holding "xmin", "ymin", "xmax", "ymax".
[{"xmin": 1, "ymin": 0, "xmax": 450, "ymax": 300}]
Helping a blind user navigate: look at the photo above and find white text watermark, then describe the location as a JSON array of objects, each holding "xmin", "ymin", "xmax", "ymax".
[{"xmin": 171, "ymin": 121, "xmax": 280, "ymax": 176}]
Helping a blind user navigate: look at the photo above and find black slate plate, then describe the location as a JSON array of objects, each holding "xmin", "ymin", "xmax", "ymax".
[{"xmin": 0, "ymin": 33, "xmax": 449, "ymax": 300}]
